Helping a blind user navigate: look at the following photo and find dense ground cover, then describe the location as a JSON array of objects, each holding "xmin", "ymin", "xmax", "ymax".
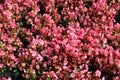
[{"xmin": 0, "ymin": 0, "xmax": 120, "ymax": 80}]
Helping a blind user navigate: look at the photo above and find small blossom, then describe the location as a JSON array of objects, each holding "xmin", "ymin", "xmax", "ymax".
[{"xmin": 95, "ymin": 70, "xmax": 101, "ymax": 77}]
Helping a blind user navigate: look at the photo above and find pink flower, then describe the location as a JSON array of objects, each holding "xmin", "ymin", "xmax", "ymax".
[
  {"xmin": 0, "ymin": 64, "xmax": 3, "ymax": 68},
  {"xmin": 52, "ymin": 56, "xmax": 58, "ymax": 63},
  {"xmin": 36, "ymin": 64, "xmax": 40, "ymax": 70},
  {"xmin": 0, "ymin": 51, "xmax": 6, "ymax": 56},
  {"xmin": 1, "ymin": 77, "xmax": 7, "ymax": 80},
  {"xmin": 2, "ymin": 10, "xmax": 13, "ymax": 20},
  {"xmin": 54, "ymin": 44, "xmax": 60, "ymax": 53},
  {"xmin": 7, "ymin": 77, "xmax": 12, "ymax": 80},
  {"xmin": 0, "ymin": 23, "xmax": 3, "ymax": 28},
  {"xmin": 36, "ymin": 54, "xmax": 43, "ymax": 61},
  {"xmin": 95, "ymin": 70, "xmax": 101, "ymax": 77},
  {"xmin": 25, "ymin": 74, "xmax": 30, "ymax": 79},
  {"xmin": 9, "ymin": 54, "xmax": 15, "ymax": 60},
  {"xmin": 102, "ymin": 77, "xmax": 105, "ymax": 80},
  {"xmin": 21, "ymin": 63, "xmax": 26, "ymax": 68},
  {"xmin": 63, "ymin": 58, "xmax": 68, "ymax": 66},
  {"xmin": 63, "ymin": 66, "xmax": 69, "ymax": 71},
  {"xmin": 70, "ymin": 73, "xmax": 75, "ymax": 78}
]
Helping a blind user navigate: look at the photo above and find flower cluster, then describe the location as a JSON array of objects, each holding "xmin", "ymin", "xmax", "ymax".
[{"xmin": 0, "ymin": 0, "xmax": 120, "ymax": 79}]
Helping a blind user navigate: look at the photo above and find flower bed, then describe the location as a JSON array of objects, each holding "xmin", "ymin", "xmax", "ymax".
[{"xmin": 0, "ymin": 0, "xmax": 120, "ymax": 80}]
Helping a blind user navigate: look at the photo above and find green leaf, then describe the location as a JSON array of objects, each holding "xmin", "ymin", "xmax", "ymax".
[
  {"xmin": 19, "ymin": 22, "xmax": 23, "ymax": 27},
  {"xmin": 75, "ymin": 68, "xmax": 80, "ymax": 71},
  {"xmin": 0, "ymin": 43, "xmax": 5, "ymax": 48}
]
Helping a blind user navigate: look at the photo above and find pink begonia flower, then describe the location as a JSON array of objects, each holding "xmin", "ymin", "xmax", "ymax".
[
  {"xmin": 31, "ymin": 39, "xmax": 38, "ymax": 48},
  {"xmin": 34, "ymin": 17, "xmax": 40, "ymax": 23},
  {"xmin": 49, "ymin": 71, "xmax": 58, "ymax": 80},
  {"xmin": 63, "ymin": 66, "xmax": 70, "ymax": 71},
  {"xmin": 7, "ymin": 63, "xmax": 10, "ymax": 67},
  {"xmin": 25, "ymin": 74, "xmax": 30, "ymax": 79},
  {"xmin": 21, "ymin": 63, "xmax": 26, "ymax": 68},
  {"xmin": 1, "ymin": 77, "xmax": 7, "ymax": 80},
  {"xmin": 1, "ymin": 34, "xmax": 8, "ymax": 42},
  {"xmin": 43, "ymin": 62, "xmax": 47, "ymax": 67},
  {"xmin": 0, "ymin": 51, "xmax": 5, "ymax": 56},
  {"xmin": 95, "ymin": 70, "xmax": 101, "ymax": 77},
  {"xmin": 0, "ymin": 64, "xmax": 3, "ymax": 68},
  {"xmin": 6, "ymin": 45, "xmax": 13, "ymax": 52},
  {"xmin": 0, "ymin": 0, "xmax": 120, "ymax": 79},
  {"xmin": 17, "ymin": 0, "xmax": 23, "ymax": 2},
  {"xmin": 43, "ymin": 14, "xmax": 54, "ymax": 24},
  {"xmin": 63, "ymin": 58, "xmax": 68, "ymax": 66},
  {"xmin": 29, "ymin": 9, "xmax": 38, "ymax": 17},
  {"xmin": 102, "ymin": 77, "xmax": 105, "ymax": 80},
  {"xmin": 70, "ymin": 72, "xmax": 75, "ymax": 78},
  {"xmin": 2, "ymin": 10, "xmax": 13, "ymax": 20},
  {"xmin": 54, "ymin": 44, "xmax": 60, "ymax": 53},
  {"xmin": 9, "ymin": 54, "xmax": 15, "ymax": 60},
  {"xmin": 31, "ymin": 59, "xmax": 36, "ymax": 65},
  {"xmin": 36, "ymin": 64, "xmax": 40, "ymax": 70},
  {"xmin": 38, "ymin": 39, "xmax": 44, "ymax": 46},
  {"xmin": 7, "ymin": 77, "xmax": 12, "ymax": 80},
  {"xmin": 29, "ymin": 49, "xmax": 37, "ymax": 57},
  {"xmin": 52, "ymin": 56, "xmax": 58, "ymax": 63},
  {"xmin": 113, "ymin": 76, "xmax": 120, "ymax": 80},
  {"xmin": 0, "ymin": 23, "xmax": 3, "ymax": 28},
  {"xmin": 5, "ymin": 2, "xmax": 12, "ymax": 10},
  {"xmin": 30, "ymin": 69, "xmax": 35, "ymax": 74},
  {"xmin": 101, "ymin": 16, "xmax": 106, "ymax": 22}
]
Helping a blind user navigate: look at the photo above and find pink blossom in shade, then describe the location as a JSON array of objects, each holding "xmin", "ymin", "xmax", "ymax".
[
  {"xmin": 36, "ymin": 64, "xmax": 40, "ymax": 70},
  {"xmin": 54, "ymin": 44, "xmax": 60, "ymax": 53},
  {"xmin": 63, "ymin": 58, "xmax": 68, "ymax": 66},
  {"xmin": 0, "ymin": 51, "xmax": 6, "ymax": 57},
  {"xmin": 29, "ymin": 49, "xmax": 37, "ymax": 57},
  {"xmin": 38, "ymin": 39, "xmax": 44, "ymax": 46},
  {"xmin": 1, "ymin": 77, "xmax": 7, "ymax": 80},
  {"xmin": 52, "ymin": 56, "xmax": 58, "ymax": 63},
  {"xmin": 1, "ymin": 34, "xmax": 8, "ymax": 42},
  {"xmin": 9, "ymin": 54, "xmax": 16, "ymax": 60},
  {"xmin": 63, "ymin": 66, "xmax": 70, "ymax": 71},
  {"xmin": 56, "ymin": 66, "xmax": 62, "ymax": 71},
  {"xmin": 0, "ymin": 64, "xmax": 3, "ymax": 68},
  {"xmin": 101, "ymin": 16, "xmax": 106, "ymax": 22},
  {"xmin": 0, "ymin": 23, "xmax": 3, "ymax": 28},
  {"xmin": 114, "ymin": 49, "xmax": 120, "ymax": 58},
  {"xmin": 3, "ymin": 10, "xmax": 13, "ymax": 20},
  {"xmin": 34, "ymin": 17, "xmax": 40, "ymax": 23},
  {"xmin": 62, "ymin": 38, "xmax": 68, "ymax": 45},
  {"xmin": 22, "ymin": 73, "xmax": 25, "ymax": 78},
  {"xmin": 7, "ymin": 38, "xmax": 15, "ymax": 44},
  {"xmin": 44, "ymin": 3, "xmax": 51, "ymax": 12},
  {"xmin": 43, "ymin": 14, "xmax": 54, "ymax": 24},
  {"xmin": 102, "ymin": 77, "xmax": 105, "ymax": 80},
  {"xmin": 7, "ymin": 45, "xmax": 13, "ymax": 52},
  {"xmin": 7, "ymin": 77, "xmax": 12, "ymax": 80},
  {"xmin": 113, "ymin": 76, "xmax": 120, "ymax": 80},
  {"xmin": 40, "ymin": 27, "xmax": 49, "ymax": 35},
  {"xmin": 25, "ymin": 74, "xmax": 30, "ymax": 79},
  {"xmin": 36, "ymin": 54, "xmax": 43, "ymax": 61},
  {"xmin": 30, "ymin": 69, "xmax": 36, "ymax": 74},
  {"xmin": 70, "ymin": 72, "xmax": 75, "ymax": 78},
  {"xmin": 29, "ymin": 9, "xmax": 38, "ymax": 17},
  {"xmin": 43, "ymin": 62, "xmax": 47, "ymax": 67},
  {"xmin": 95, "ymin": 70, "xmax": 101, "ymax": 77},
  {"xmin": 68, "ymin": 12, "xmax": 77, "ymax": 20},
  {"xmin": 31, "ymin": 60, "xmax": 36, "ymax": 66},
  {"xmin": 49, "ymin": 71, "xmax": 58, "ymax": 80},
  {"xmin": 21, "ymin": 63, "xmax": 26, "ymax": 68}
]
